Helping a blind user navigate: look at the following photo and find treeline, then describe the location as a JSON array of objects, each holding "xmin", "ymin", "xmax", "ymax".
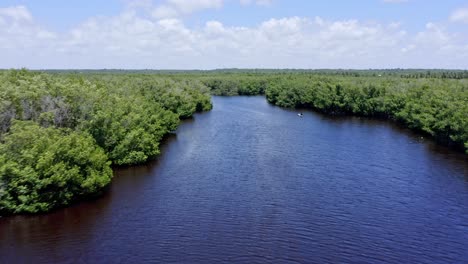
[
  {"xmin": 202, "ymin": 74, "xmax": 468, "ymax": 153},
  {"xmin": 202, "ymin": 69, "xmax": 468, "ymax": 79},
  {"xmin": 202, "ymin": 76, "xmax": 270, "ymax": 96},
  {"xmin": 0, "ymin": 70, "xmax": 212, "ymax": 215},
  {"xmin": 1, "ymin": 69, "xmax": 466, "ymax": 215},
  {"xmin": 42, "ymin": 69, "xmax": 468, "ymax": 79}
]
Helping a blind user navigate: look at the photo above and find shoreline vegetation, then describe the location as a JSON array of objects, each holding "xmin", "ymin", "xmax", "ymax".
[
  {"xmin": 1, "ymin": 69, "xmax": 467, "ymax": 215},
  {"xmin": 0, "ymin": 69, "xmax": 212, "ymax": 215},
  {"xmin": 200, "ymin": 70, "xmax": 467, "ymax": 152}
]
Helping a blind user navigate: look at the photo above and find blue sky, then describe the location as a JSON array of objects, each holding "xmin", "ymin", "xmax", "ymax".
[{"xmin": 1, "ymin": 0, "xmax": 467, "ymax": 69}]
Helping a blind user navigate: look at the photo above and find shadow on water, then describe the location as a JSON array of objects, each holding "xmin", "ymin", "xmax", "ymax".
[
  {"xmin": 291, "ymin": 104, "xmax": 468, "ymax": 179},
  {"xmin": 0, "ymin": 124, "xmax": 186, "ymax": 262},
  {"xmin": 0, "ymin": 191, "xmax": 111, "ymax": 261}
]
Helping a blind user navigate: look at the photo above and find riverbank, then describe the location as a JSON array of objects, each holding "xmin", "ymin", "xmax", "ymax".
[
  {"xmin": 201, "ymin": 73, "xmax": 467, "ymax": 154},
  {"xmin": 0, "ymin": 70, "xmax": 212, "ymax": 215},
  {"xmin": 2, "ymin": 96, "xmax": 467, "ymax": 263},
  {"xmin": 1, "ymin": 69, "xmax": 466, "ymax": 215}
]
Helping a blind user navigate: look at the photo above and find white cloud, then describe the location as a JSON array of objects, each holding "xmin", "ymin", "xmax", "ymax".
[
  {"xmin": 0, "ymin": 5, "xmax": 467, "ymax": 69},
  {"xmin": 0, "ymin": 6, "xmax": 56, "ymax": 50},
  {"xmin": 149, "ymin": 0, "xmax": 223, "ymax": 18},
  {"xmin": 167, "ymin": 0, "xmax": 223, "ymax": 13},
  {"xmin": 133, "ymin": 0, "xmax": 270, "ymax": 19},
  {"xmin": 152, "ymin": 5, "xmax": 179, "ymax": 19},
  {"xmin": 125, "ymin": 0, "xmax": 153, "ymax": 9},
  {"xmin": 450, "ymin": 7, "xmax": 468, "ymax": 24},
  {"xmin": 0, "ymin": 6, "xmax": 58, "ymax": 69},
  {"xmin": 240, "ymin": 0, "xmax": 273, "ymax": 6},
  {"xmin": 0, "ymin": 5, "xmax": 32, "ymax": 21}
]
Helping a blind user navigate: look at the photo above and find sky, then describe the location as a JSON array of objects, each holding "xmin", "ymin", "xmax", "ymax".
[{"xmin": 1, "ymin": 0, "xmax": 468, "ymax": 69}]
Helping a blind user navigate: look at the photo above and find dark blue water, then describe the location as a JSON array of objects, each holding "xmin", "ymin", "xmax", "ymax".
[{"xmin": 1, "ymin": 96, "xmax": 467, "ymax": 263}]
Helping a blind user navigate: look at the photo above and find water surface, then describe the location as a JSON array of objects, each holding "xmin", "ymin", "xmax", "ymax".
[{"xmin": 1, "ymin": 96, "xmax": 467, "ymax": 263}]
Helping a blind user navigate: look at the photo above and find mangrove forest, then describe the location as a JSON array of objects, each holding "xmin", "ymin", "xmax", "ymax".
[{"xmin": 0, "ymin": 69, "xmax": 467, "ymax": 215}]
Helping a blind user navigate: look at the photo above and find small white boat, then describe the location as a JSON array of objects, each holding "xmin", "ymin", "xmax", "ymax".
[{"xmin": 298, "ymin": 113, "xmax": 303, "ymax": 117}]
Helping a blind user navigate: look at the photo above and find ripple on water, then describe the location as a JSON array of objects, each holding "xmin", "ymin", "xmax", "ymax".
[{"xmin": 1, "ymin": 96, "xmax": 468, "ymax": 263}]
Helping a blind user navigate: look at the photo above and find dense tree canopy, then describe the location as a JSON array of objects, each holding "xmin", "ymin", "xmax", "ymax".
[
  {"xmin": 1, "ymin": 69, "xmax": 466, "ymax": 215},
  {"xmin": 0, "ymin": 121, "xmax": 112, "ymax": 214},
  {"xmin": 202, "ymin": 72, "xmax": 468, "ymax": 153},
  {"xmin": 0, "ymin": 70, "xmax": 212, "ymax": 215}
]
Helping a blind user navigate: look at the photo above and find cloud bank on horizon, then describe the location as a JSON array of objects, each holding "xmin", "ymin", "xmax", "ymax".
[{"xmin": 0, "ymin": 0, "xmax": 467, "ymax": 69}]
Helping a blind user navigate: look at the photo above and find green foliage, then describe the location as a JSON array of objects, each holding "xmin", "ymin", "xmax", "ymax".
[
  {"xmin": 0, "ymin": 70, "xmax": 213, "ymax": 215},
  {"xmin": 205, "ymin": 72, "xmax": 468, "ymax": 153},
  {"xmin": 0, "ymin": 68, "xmax": 466, "ymax": 215},
  {"xmin": 81, "ymin": 74, "xmax": 212, "ymax": 165},
  {"xmin": 0, "ymin": 121, "xmax": 112, "ymax": 215},
  {"xmin": 202, "ymin": 76, "xmax": 269, "ymax": 96},
  {"xmin": 0, "ymin": 70, "xmax": 213, "ymax": 166},
  {"xmin": 85, "ymin": 96, "xmax": 179, "ymax": 165}
]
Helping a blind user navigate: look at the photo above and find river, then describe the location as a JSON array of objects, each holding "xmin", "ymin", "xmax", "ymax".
[{"xmin": 1, "ymin": 96, "xmax": 467, "ymax": 263}]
